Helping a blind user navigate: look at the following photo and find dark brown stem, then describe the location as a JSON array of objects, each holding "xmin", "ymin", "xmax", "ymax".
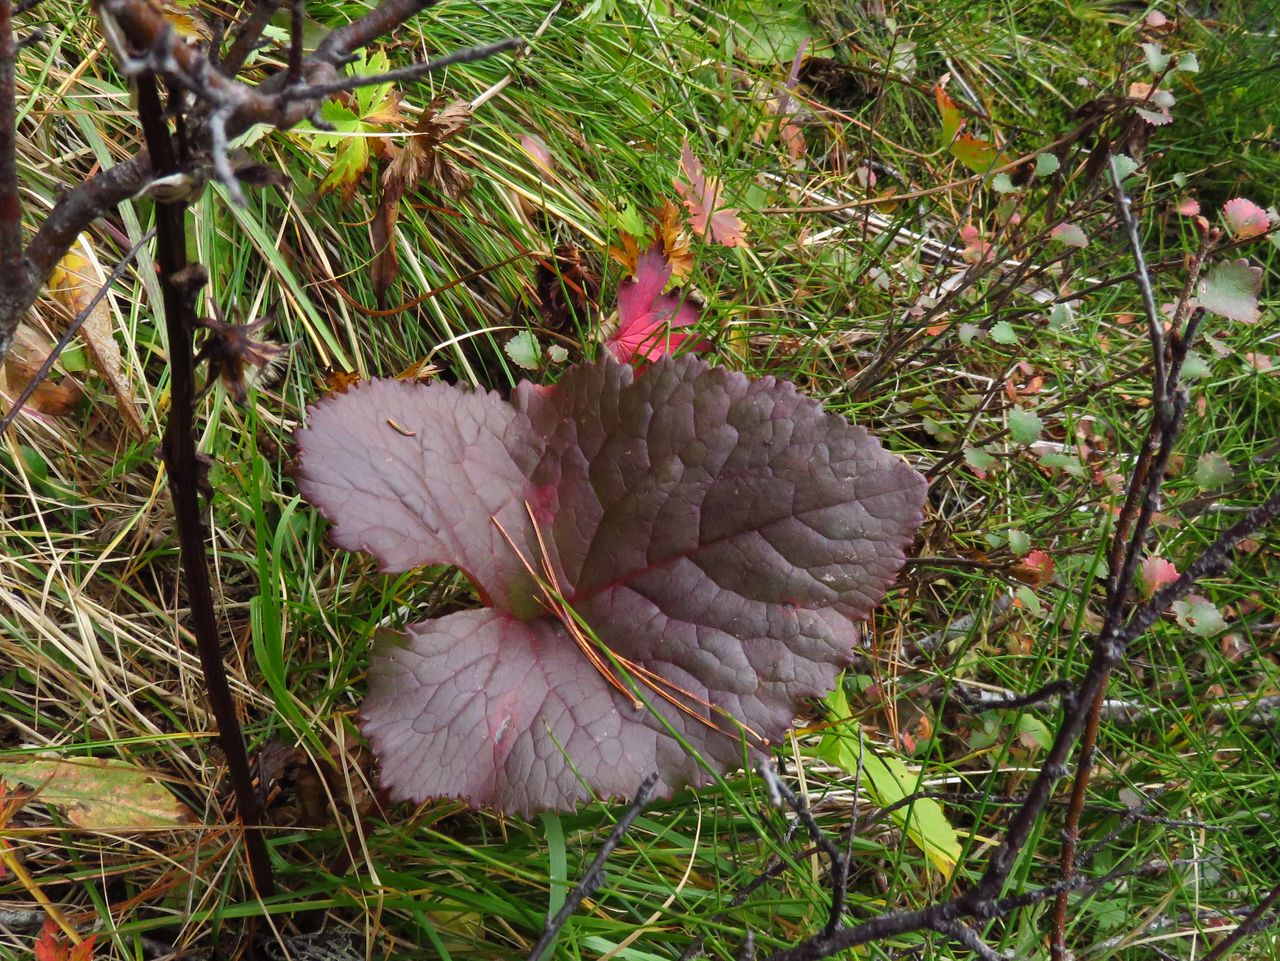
[
  {"xmin": 1200, "ymin": 878, "xmax": 1280, "ymax": 961},
  {"xmin": 0, "ymin": 0, "xmax": 19, "ymax": 264},
  {"xmin": 220, "ymin": 0, "xmax": 281, "ymax": 77},
  {"xmin": 287, "ymin": 0, "xmax": 304, "ymax": 85},
  {"xmin": 136, "ymin": 73, "xmax": 274, "ymax": 899},
  {"xmin": 527, "ymin": 773, "xmax": 658, "ymax": 961},
  {"xmin": 0, "ymin": 0, "xmax": 35, "ymax": 357}
]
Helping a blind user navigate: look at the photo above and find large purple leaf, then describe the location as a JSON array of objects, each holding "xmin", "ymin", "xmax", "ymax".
[{"xmin": 294, "ymin": 356, "xmax": 926, "ymax": 813}]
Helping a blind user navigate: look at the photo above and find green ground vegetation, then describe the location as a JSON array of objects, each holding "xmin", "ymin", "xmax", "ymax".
[{"xmin": 1, "ymin": 0, "xmax": 1278, "ymax": 958}]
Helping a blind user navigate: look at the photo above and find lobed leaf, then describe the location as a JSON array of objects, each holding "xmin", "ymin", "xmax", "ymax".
[
  {"xmin": 607, "ymin": 245, "xmax": 707, "ymax": 365},
  {"xmin": 675, "ymin": 142, "xmax": 748, "ymax": 247},
  {"xmin": 295, "ymin": 356, "xmax": 926, "ymax": 812}
]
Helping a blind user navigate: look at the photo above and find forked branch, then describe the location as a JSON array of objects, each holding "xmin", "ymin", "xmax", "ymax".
[{"xmin": 1, "ymin": 0, "xmax": 520, "ymax": 361}]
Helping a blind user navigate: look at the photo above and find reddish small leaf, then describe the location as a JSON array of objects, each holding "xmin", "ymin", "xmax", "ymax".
[
  {"xmin": 520, "ymin": 134, "xmax": 555, "ymax": 177},
  {"xmin": 1222, "ymin": 198, "xmax": 1272, "ymax": 240},
  {"xmin": 1011, "ymin": 549, "xmax": 1054, "ymax": 587},
  {"xmin": 960, "ymin": 225, "xmax": 993, "ymax": 264},
  {"xmin": 675, "ymin": 141, "xmax": 747, "ymax": 247},
  {"xmin": 1140, "ymin": 557, "xmax": 1179, "ymax": 599},
  {"xmin": 1050, "ymin": 223, "xmax": 1089, "ymax": 247},
  {"xmin": 606, "ymin": 244, "xmax": 708, "ymax": 365}
]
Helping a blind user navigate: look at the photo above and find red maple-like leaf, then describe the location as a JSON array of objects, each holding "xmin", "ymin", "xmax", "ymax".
[
  {"xmin": 34, "ymin": 918, "xmax": 96, "ymax": 961},
  {"xmin": 674, "ymin": 141, "xmax": 747, "ymax": 247},
  {"xmin": 605, "ymin": 245, "xmax": 708, "ymax": 365}
]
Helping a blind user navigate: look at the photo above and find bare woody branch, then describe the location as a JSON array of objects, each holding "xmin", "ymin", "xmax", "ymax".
[
  {"xmin": 3, "ymin": 0, "xmax": 519, "ymax": 363},
  {"xmin": 0, "ymin": 0, "xmax": 36, "ymax": 358}
]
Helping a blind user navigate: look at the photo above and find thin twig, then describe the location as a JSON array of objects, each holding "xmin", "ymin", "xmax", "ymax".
[
  {"xmin": 931, "ymin": 920, "xmax": 1006, "ymax": 961},
  {"xmin": 759, "ymin": 761, "xmax": 849, "ymax": 936},
  {"xmin": 220, "ymin": 0, "xmax": 281, "ymax": 77},
  {"xmin": 526, "ymin": 773, "xmax": 659, "ymax": 961},
  {"xmin": 281, "ymin": 37, "xmax": 523, "ymax": 102},
  {"xmin": 1200, "ymin": 878, "xmax": 1280, "ymax": 961},
  {"xmin": 1050, "ymin": 156, "xmax": 1193, "ymax": 960}
]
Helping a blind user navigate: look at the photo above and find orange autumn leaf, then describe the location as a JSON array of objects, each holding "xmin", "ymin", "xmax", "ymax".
[
  {"xmin": 34, "ymin": 918, "xmax": 96, "ymax": 961},
  {"xmin": 935, "ymin": 80, "xmax": 1009, "ymax": 174},
  {"xmin": 608, "ymin": 231, "xmax": 642, "ymax": 273},
  {"xmin": 658, "ymin": 200, "xmax": 695, "ymax": 281}
]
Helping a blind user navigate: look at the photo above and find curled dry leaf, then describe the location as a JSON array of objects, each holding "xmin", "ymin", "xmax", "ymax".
[
  {"xmin": 47, "ymin": 235, "xmax": 144, "ymax": 437},
  {"xmin": 0, "ymin": 323, "xmax": 81, "ymax": 421},
  {"xmin": 195, "ymin": 309, "xmax": 288, "ymax": 403},
  {"xmin": 658, "ymin": 199, "xmax": 695, "ymax": 281},
  {"xmin": 535, "ymin": 245, "xmax": 598, "ymax": 332},
  {"xmin": 386, "ymin": 100, "xmax": 473, "ymax": 202},
  {"xmin": 675, "ymin": 140, "xmax": 748, "ymax": 247},
  {"xmin": 372, "ymin": 100, "xmax": 474, "ymax": 301},
  {"xmin": 295, "ymin": 355, "xmax": 926, "ymax": 813}
]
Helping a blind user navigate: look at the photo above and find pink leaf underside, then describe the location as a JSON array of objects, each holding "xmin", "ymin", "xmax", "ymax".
[
  {"xmin": 1222, "ymin": 198, "xmax": 1271, "ymax": 239},
  {"xmin": 295, "ymin": 356, "xmax": 926, "ymax": 813},
  {"xmin": 609, "ymin": 246, "xmax": 706, "ymax": 363},
  {"xmin": 675, "ymin": 142, "xmax": 747, "ymax": 247}
]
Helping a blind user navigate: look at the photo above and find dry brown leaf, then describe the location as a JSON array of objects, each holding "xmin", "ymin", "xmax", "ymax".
[
  {"xmin": 608, "ymin": 232, "xmax": 641, "ymax": 273},
  {"xmin": 535, "ymin": 245, "xmax": 599, "ymax": 332},
  {"xmin": 0, "ymin": 756, "xmax": 193, "ymax": 830},
  {"xmin": 0, "ymin": 323, "xmax": 82, "ymax": 419},
  {"xmin": 383, "ymin": 99, "xmax": 474, "ymax": 203},
  {"xmin": 48, "ymin": 235, "xmax": 145, "ymax": 437},
  {"xmin": 369, "ymin": 194, "xmax": 401, "ymax": 305},
  {"xmin": 372, "ymin": 101, "xmax": 474, "ymax": 296}
]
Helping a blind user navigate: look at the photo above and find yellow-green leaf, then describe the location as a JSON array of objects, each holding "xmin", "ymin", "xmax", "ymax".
[
  {"xmin": 815, "ymin": 681, "xmax": 963, "ymax": 876},
  {"xmin": 934, "ymin": 83, "xmax": 1009, "ymax": 174},
  {"xmin": 0, "ymin": 757, "xmax": 193, "ymax": 830},
  {"xmin": 319, "ymin": 136, "xmax": 371, "ymax": 204}
]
